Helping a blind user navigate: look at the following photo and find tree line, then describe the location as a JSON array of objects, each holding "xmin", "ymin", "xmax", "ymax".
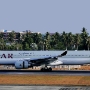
[{"xmin": 0, "ymin": 27, "xmax": 90, "ymax": 50}]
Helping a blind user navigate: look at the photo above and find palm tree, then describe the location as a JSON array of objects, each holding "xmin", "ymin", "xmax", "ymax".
[
  {"xmin": 86, "ymin": 36, "xmax": 90, "ymax": 50},
  {"xmin": 54, "ymin": 32, "xmax": 60, "ymax": 49},
  {"xmin": 68, "ymin": 32, "xmax": 74, "ymax": 50},
  {"xmin": 74, "ymin": 33, "xmax": 81, "ymax": 50},
  {"xmin": 44, "ymin": 32, "xmax": 51, "ymax": 50},
  {"xmin": 8, "ymin": 30, "xmax": 16, "ymax": 43},
  {"xmin": 61, "ymin": 31, "xmax": 68, "ymax": 50},
  {"xmin": 50, "ymin": 34, "xmax": 56, "ymax": 50},
  {"xmin": 0, "ymin": 32, "xmax": 3, "ymax": 39},
  {"xmin": 0, "ymin": 32, "xmax": 6, "ymax": 50},
  {"xmin": 81, "ymin": 27, "xmax": 89, "ymax": 50},
  {"xmin": 17, "ymin": 33, "xmax": 21, "ymax": 43}
]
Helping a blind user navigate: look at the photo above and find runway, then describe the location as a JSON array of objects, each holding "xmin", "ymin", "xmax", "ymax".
[{"xmin": 0, "ymin": 70, "xmax": 90, "ymax": 75}]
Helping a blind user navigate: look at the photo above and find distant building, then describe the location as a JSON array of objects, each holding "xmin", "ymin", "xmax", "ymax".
[{"xmin": 0, "ymin": 29, "xmax": 41, "ymax": 41}]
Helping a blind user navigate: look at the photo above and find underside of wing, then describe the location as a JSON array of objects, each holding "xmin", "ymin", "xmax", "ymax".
[{"xmin": 29, "ymin": 50, "xmax": 67, "ymax": 66}]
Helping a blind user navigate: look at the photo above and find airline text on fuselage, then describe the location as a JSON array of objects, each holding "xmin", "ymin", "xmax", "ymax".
[{"xmin": 1, "ymin": 54, "xmax": 13, "ymax": 58}]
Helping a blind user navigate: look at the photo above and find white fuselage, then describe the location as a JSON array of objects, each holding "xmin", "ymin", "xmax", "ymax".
[{"xmin": 0, "ymin": 50, "xmax": 90, "ymax": 65}]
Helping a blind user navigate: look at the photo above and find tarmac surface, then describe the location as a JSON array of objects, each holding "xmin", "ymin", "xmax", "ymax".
[
  {"xmin": 0, "ymin": 70, "xmax": 90, "ymax": 75},
  {"xmin": 0, "ymin": 86, "xmax": 90, "ymax": 90}
]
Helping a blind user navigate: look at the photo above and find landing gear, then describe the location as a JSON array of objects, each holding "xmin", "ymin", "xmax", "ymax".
[{"xmin": 40, "ymin": 67, "xmax": 52, "ymax": 72}]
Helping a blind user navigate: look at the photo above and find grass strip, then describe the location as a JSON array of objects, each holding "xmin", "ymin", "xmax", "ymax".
[{"xmin": 0, "ymin": 75, "xmax": 90, "ymax": 86}]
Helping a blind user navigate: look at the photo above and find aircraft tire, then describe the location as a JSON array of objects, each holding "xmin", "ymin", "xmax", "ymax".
[
  {"xmin": 40, "ymin": 67, "xmax": 52, "ymax": 72},
  {"xmin": 48, "ymin": 67, "xmax": 52, "ymax": 71},
  {"xmin": 41, "ymin": 68, "xmax": 44, "ymax": 71}
]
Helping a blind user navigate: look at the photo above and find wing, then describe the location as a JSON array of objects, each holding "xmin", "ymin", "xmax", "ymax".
[
  {"xmin": 31, "ymin": 50, "xmax": 67, "ymax": 61},
  {"xmin": 29, "ymin": 50, "xmax": 67, "ymax": 65}
]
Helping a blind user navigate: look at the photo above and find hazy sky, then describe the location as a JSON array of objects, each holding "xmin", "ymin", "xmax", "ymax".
[{"xmin": 0, "ymin": 0, "xmax": 90, "ymax": 34}]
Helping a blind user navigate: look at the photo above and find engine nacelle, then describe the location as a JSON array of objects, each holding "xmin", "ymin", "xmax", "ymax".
[{"xmin": 15, "ymin": 61, "xmax": 30, "ymax": 69}]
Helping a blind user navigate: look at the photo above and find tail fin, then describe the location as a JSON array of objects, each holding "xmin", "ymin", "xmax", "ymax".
[{"xmin": 58, "ymin": 50, "xmax": 67, "ymax": 57}]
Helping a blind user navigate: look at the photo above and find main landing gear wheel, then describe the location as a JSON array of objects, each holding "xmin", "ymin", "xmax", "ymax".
[{"xmin": 40, "ymin": 67, "xmax": 52, "ymax": 72}]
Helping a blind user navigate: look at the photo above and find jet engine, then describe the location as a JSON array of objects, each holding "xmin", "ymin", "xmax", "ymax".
[{"xmin": 15, "ymin": 60, "xmax": 30, "ymax": 69}]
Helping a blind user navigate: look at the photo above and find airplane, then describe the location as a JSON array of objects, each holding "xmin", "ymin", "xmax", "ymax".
[{"xmin": 0, "ymin": 50, "xmax": 90, "ymax": 71}]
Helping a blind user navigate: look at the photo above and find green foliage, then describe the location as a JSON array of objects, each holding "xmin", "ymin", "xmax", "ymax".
[{"xmin": 0, "ymin": 27, "xmax": 90, "ymax": 50}]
